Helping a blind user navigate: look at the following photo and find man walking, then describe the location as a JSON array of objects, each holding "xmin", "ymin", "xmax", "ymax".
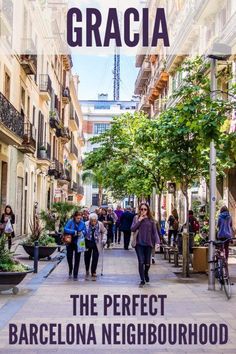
[
  {"xmin": 120, "ymin": 206, "xmax": 135, "ymax": 250},
  {"xmin": 114, "ymin": 205, "xmax": 123, "ymax": 244}
]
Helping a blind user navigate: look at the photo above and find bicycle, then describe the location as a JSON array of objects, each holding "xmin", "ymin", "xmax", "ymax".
[{"xmin": 205, "ymin": 239, "xmax": 233, "ymax": 300}]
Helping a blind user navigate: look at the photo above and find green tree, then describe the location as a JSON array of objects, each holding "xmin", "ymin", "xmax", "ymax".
[{"xmin": 82, "ymin": 170, "xmax": 104, "ymax": 206}]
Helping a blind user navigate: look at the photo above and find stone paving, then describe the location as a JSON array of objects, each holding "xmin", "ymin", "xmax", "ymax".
[{"xmin": 0, "ymin": 244, "xmax": 236, "ymax": 354}]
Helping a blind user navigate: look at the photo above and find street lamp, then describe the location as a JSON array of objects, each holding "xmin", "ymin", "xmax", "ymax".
[{"xmin": 207, "ymin": 43, "xmax": 231, "ymax": 291}]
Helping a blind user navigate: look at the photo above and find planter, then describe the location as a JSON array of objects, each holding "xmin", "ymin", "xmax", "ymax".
[
  {"xmin": 192, "ymin": 247, "xmax": 208, "ymax": 273},
  {"xmin": 22, "ymin": 245, "xmax": 57, "ymax": 260},
  {"xmin": 0, "ymin": 270, "xmax": 32, "ymax": 294},
  {"xmin": 39, "ymin": 149, "xmax": 47, "ymax": 159}
]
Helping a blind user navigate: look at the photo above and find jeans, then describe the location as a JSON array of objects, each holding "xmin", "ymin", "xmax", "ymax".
[
  {"xmin": 123, "ymin": 230, "xmax": 131, "ymax": 250},
  {"xmin": 115, "ymin": 223, "xmax": 121, "ymax": 243},
  {"xmin": 66, "ymin": 243, "xmax": 81, "ymax": 278},
  {"xmin": 168, "ymin": 229, "xmax": 178, "ymax": 246},
  {"xmin": 135, "ymin": 244, "xmax": 152, "ymax": 282},
  {"xmin": 84, "ymin": 239, "xmax": 99, "ymax": 274}
]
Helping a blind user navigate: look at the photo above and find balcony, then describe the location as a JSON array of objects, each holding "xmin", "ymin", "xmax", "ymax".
[
  {"xmin": 0, "ymin": 92, "xmax": 24, "ymax": 144},
  {"xmin": 71, "ymin": 181, "xmax": 78, "ymax": 192},
  {"xmin": 37, "ymin": 143, "xmax": 51, "ymax": 166},
  {"xmin": 18, "ymin": 121, "xmax": 36, "ymax": 154},
  {"xmin": 55, "ymin": 126, "xmax": 71, "ymax": 143},
  {"xmin": 77, "ymin": 186, "xmax": 84, "ymax": 196},
  {"xmin": 69, "ymin": 142, "xmax": 78, "ymax": 160},
  {"xmin": 39, "ymin": 74, "xmax": 52, "ymax": 101},
  {"xmin": 69, "ymin": 107, "xmax": 80, "ymax": 131},
  {"xmin": 49, "ymin": 110, "xmax": 60, "ymax": 129},
  {"xmin": 62, "ymin": 87, "xmax": 71, "ymax": 105},
  {"xmin": 134, "ymin": 59, "xmax": 151, "ymax": 95},
  {"xmin": 48, "ymin": 159, "xmax": 62, "ymax": 179},
  {"xmin": 62, "ymin": 54, "xmax": 73, "ymax": 71},
  {"xmin": 138, "ymin": 94, "xmax": 151, "ymax": 112},
  {"xmin": 78, "ymin": 131, "xmax": 85, "ymax": 146},
  {"xmin": 20, "ymin": 38, "xmax": 37, "ymax": 76}
]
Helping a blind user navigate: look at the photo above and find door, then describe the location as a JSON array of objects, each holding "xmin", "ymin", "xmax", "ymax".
[{"xmin": 16, "ymin": 177, "xmax": 23, "ymax": 236}]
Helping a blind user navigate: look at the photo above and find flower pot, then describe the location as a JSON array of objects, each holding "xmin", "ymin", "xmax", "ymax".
[
  {"xmin": 22, "ymin": 245, "xmax": 57, "ymax": 260},
  {"xmin": 0, "ymin": 270, "xmax": 32, "ymax": 294},
  {"xmin": 39, "ymin": 149, "xmax": 47, "ymax": 159}
]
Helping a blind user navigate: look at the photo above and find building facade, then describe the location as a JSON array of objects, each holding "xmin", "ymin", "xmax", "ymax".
[
  {"xmin": 81, "ymin": 94, "xmax": 138, "ymax": 207},
  {"xmin": 0, "ymin": 0, "xmax": 84, "ymax": 236},
  {"xmin": 135, "ymin": 0, "xmax": 236, "ymax": 223}
]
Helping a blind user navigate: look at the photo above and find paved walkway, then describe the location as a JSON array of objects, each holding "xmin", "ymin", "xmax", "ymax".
[{"xmin": 0, "ymin": 246, "xmax": 236, "ymax": 353}]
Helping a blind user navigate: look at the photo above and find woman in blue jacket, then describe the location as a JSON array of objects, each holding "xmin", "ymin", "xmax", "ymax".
[
  {"xmin": 64, "ymin": 211, "xmax": 86, "ymax": 280},
  {"xmin": 217, "ymin": 206, "xmax": 233, "ymax": 260}
]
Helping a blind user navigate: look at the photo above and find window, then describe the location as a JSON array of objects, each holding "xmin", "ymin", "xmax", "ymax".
[
  {"xmin": 94, "ymin": 123, "xmax": 110, "ymax": 134},
  {"xmin": 32, "ymin": 106, "xmax": 36, "ymax": 126},
  {"xmin": 4, "ymin": 72, "xmax": 10, "ymax": 100}
]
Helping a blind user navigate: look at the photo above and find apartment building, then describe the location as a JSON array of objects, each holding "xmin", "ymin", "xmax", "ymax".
[
  {"xmin": 0, "ymin": 0, "xmax": 84, "ymax": 235},
  {"xmin": 81, "ymin": 94, "xmax": 138, "ymax": 207},
  {"xmin": 135, "ymin": 0, "xmax": 236, "ymax": 223}
]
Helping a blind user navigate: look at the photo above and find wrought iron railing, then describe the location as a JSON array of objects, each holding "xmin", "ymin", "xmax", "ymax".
[
  {"xmin": 70, "ymin": 142, "xmax": 78, "ymax": 157},
  {"xmin": 0, "ymin": 92, "xmax": 24, "ymax": 138},
  {"xmin": 39, "ymin": 74, "xmax": 52, "ymax": 94}
]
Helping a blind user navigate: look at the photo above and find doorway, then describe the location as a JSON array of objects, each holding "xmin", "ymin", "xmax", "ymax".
[{"xmin": 16, "ymin": 177, "xmax": 23, "ymax": 236}]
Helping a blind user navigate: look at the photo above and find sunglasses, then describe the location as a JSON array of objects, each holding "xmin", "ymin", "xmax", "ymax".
[{"xmin": 140, "ymin": 208, "xmax": 147, "ymax": 211}]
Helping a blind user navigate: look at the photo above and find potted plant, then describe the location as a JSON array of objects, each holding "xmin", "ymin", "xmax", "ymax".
[
  {"xmin": 0, "ymin": 235, "xmax": 32, "ymax": 294},
  {"xmin": 39, "ymin": 145, "xmax": 47, "ymax": 159},
  {"xmin": 22, "ymin": 214, "xmax": 57, "ymax": 260}
]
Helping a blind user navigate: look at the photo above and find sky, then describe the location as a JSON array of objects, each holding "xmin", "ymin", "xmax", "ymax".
[{"xmin": 72, "ymin": 55, "xmax": 139, "ymax": 101}]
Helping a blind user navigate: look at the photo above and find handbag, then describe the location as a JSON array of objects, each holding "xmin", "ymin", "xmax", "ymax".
[
  {"xmin": 4, "ymin": 219, "xmax": 13, "ymax": 234},
  {"xmin": 131, "ymin": 230, "xmax": 139, "ymax": 248},
  {"xmin": 61, "ymin": 234, "xmax": 72, "ymax": 245},
  {"xmin": 77, "ymin": 234, "xmax": 86, "ymax": 253}
]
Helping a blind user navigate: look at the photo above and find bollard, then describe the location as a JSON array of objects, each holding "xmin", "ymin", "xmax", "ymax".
[
  {"xmin": 182, "ymin": 232, "xmax": 189, "ymax": 277},
  {"xmin": 34, "ymin": 240, "xmax": 39, "ymax": 273}
]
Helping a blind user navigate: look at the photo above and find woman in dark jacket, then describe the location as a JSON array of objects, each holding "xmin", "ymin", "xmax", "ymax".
[
  {"xmin": 131, "ymin": 203, "xmax": 160, "ymax": 287},
  {"xmin": 64, "ymin": 211, "xmax": 86, "ymax": 280},
  {"xmin": 1, "ymin": 205, "xmax": 15, "ymax": 250}
]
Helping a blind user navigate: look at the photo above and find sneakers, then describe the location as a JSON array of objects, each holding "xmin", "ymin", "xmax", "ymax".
[
  {"xmin": 139, "ymin": 281, "xmax": 145, "ymax": 288},
  {"xmin": 91, "ymin": 273, "xmax": 97, "ymax": 281},
  {"xmin": 68, "ymin": 273, "xmax": 72, "ymax": 279},
  {"xmin": 85, "ymin": 271, "xmax": 90, "ymax": 281}
]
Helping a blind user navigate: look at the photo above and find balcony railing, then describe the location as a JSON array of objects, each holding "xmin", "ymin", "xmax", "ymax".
[
  {"xmin": 20, "ymin": 121, "xmax": 36, "ymax": 153},
  {"xmin": 39, "ymin": 74, "xmax": 52, "ymax": 97},
  {"xmin": 37, "ymin": 142, "xmax": 51, "ymax": 160},
  {"xmin": 62, "ymin": 87, "xmax": 71, "ymax": 104},
  {"xmin": 0, "ymin": 92, "xmax": 24, "ymax": 138},
  {"xmin": 20, "ymin": 39, "xmax": 37, "ymax": 75},
  {"xmin": 49, "ymin": 110, "xmax": 60, "ymax": 129},
  {"xmin": 48, "ymin": 159, "xmax": 62, "ymax": 179},
  {"xmin": 69, "ymin": 106, "xmax": 80, "ymax": 130},
  {"xmin": 70, "ymin": 142, "xmax": 78, "ymax": 159},
  {"xmin": 134, "ymin": 59, "xmax": 151, "ymax": 94}
]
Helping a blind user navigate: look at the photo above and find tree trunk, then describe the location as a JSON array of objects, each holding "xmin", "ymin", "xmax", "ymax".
[
  {"xmin": 98, "ymin": 185, "xmax": 103, "ymax": 207},
  {"xmin": 182, "ymin": 187, "xmax": 190, "ymax": 278},
  {"xmin": 157, "ymin": 193, "xmax": 162, "ymax": 227}
]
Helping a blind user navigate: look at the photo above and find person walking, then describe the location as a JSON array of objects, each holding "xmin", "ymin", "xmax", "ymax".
[
  {"xmin": 64, "ymin": 211, "xmax": 86, "ymax": 280},
  {"xmin": 120, "ymin": 206, "xmax": 135, "ymax": 250},
  {"xmin": 0, "ymin": 205, "xmax": 15, "ymax": 250},
  {"xmin": 217, "ymin": 206, "xmax": 234, "ymax": 260},
  {"xmin": 114, "ymin": 205, "xmax": 123, "ymax": 244},
  {"xmin": 167, "ymin": 209, "xmax": 179, "ymax": 246},
  {"xmin": 131, "ymin": 203, "xmax": 160, "ymax": 287},
  {"xmin": 188, "ymin": 210, "xmax": 200, "ymax": 235},
  {"xmin": 106, "ymin": 207, "xmax": 117, "ymax": 247},
  {"xmin": 84, "ymin": 213, "xmax": 107, "ymax": 281}
]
